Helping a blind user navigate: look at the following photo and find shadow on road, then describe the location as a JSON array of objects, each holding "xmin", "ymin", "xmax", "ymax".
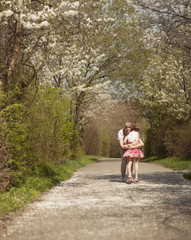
[
  {"xmin": 92, "ymin": 172, "xmax": 190, "ymax": 186},
  {"xmin": 96, "ymin": 158, "xmax": 121, "ymax": 163}
]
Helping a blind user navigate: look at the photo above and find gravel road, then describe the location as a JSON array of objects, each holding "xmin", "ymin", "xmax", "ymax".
[{"xmin": 1, "ymin": 158, "xmax": 191, "ymax": 240}]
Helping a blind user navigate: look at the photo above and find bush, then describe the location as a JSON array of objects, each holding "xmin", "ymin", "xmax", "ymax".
[
  {"xmin": 144, "ymin": 128, "xmax": 152, "ymax": 158},
  {"xmin": 82, "ymin": 122, "xmax": 101, "ymax": 155},
  {"xmin": 82, "ymin": 122, "xmax": 110, "ymax": 157},
  {"xmin": 99, "ymin": 133, "xmax": 110, "ymax": 157},
  {"xmin": 144, "ymin": 126, "xmax": 168, "ymax": 158},
  {"xmin": 164, "ymin": 122, "xmax": 191, "ymax": 158},
  {"xmin": 0, "ymin": 104, "xmax": 35, "ymax": 188},
  {"xmin": 0, "ymin": 87, "xmax": 82, "ymax": 190},
  {"xmin": 145, "ymin": 119, "xmax": 191, "ymax": 159},
  {"xmin": 29, "ymin": 87, "xmax": 81, "ymax": 162}
]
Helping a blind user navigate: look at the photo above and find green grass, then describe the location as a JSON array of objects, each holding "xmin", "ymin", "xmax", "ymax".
[
  {"xmin": 141, "ymin": 156, "xmax": 191, "ymax": 181},
  {"xmin": 0, "ymin": 155, "xmax": 100, "ymax": 218},
  {"xmin": 141, "ymin": 156, "xmax": 191, "ymax": 171}
]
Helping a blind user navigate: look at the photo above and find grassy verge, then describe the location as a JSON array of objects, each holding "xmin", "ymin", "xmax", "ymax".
[
  {"xmin": 0, "ymin": 155, "xmax": 101, "ymax": 218},
  {"xmin": 141, "ymin": 156, "xmax": 191, "ymax": 179}
]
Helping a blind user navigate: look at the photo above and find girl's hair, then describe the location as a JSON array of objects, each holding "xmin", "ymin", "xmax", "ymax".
[{"xmin": 133, "ymin": 123, "xmax": 140, "ymax": 132}]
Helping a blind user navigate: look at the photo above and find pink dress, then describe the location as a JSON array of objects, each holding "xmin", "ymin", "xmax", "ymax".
[{"xmin": 123, "ymin": 131, "xmax": 144, "ymax": 159}]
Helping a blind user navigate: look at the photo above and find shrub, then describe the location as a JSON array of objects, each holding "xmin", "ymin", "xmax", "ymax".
[
  {"xmin": 164, "ymin": 122, "xmax": 191, "ymax": 158},
  {"xmin": 0, "ymin": 87, "xmax": 82, "ymax": 189},
  {"xmin": 144, "ymin": 126, "xmax": 168, "ymax": 158},
  {"xmin": 144, "ymin": 128, "xmax": 152, "ymax": 158},
  {"xmin": 0, "ymin": 104, "xmax": 35, "ymax": 187},
  {"xmin": 99, "ymin": 132, "xmax": 110, "ymax": 157},
  {"xmin": 29, "ymin": 87, "xmax": 81, "ymax": 162}
]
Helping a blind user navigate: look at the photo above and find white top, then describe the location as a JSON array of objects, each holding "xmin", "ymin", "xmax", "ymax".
[
  {"xmin": 117, "ymin": 129, "xmax": 124, "ymax": 141},
  {"xmin": 127, "ymin": 131, "xmax": 139, "ymax": 143}
]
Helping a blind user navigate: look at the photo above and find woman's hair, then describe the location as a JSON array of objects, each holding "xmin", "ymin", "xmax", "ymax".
[
  {"xmin": 123, "ymin": 122, "xmax": 132, "ymax": 137},
  {"xmin": 133, "ymin": 123, "xmax": 140, "ymax": 132},
  {"xmin": 125, "ymin": 122, "xmax": 132, "ymax": 128}
]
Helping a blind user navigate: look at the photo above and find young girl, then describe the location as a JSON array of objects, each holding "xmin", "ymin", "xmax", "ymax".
[{"xmin": 123, "ymin": 123, "xmax": 144, "ymax": 184}]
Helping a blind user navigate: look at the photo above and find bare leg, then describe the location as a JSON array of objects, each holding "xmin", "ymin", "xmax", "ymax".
[
  {"xmin": 119, "ymin": 146, "xmax": 127, "ymax": 180},
  {"xmin": 121, "ymin": 157, "xmax": 127, "ymax": 179},
  {"xmin": 127, "ymin": 158, "xmax": 132, "ymax": 178},
  {"xmin": 134, "ymin": 158, "xmax": 139, "ymax": 180}
]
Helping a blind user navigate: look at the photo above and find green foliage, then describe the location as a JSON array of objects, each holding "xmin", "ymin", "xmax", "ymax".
[
  {"xmin": 154, "ymin": 157, "xmax": 191, "ymax": 171},
  {"xmin": 144, "ymin": 120, "xmax": 191, "ymax": 159},
  {"xmin": 164, "ymin": 122, "xmax": 191, "ymax": 159},
  {"xmin": 0, "ymin": 93, "xmax": 7, "ymax": 109},
  {"xmin": 0, "ymin": 87, "xmax": 82, "ymax": 190},
  {"xmin": 29, "ymin": 87, "xmax": 81, "ymax": 162},
  {"xmin": 0, "ymin": 156, "xmax": 98, "ymax": 218},
  {"xmin": 0, "ymin": 187, "xmax": 40, "ymax": 216},
  {"xmin": 99, "ymin": 133, "xmax": 110, "ymax": 157},
  {"xmin": 144, "ymin": 122, "xmax": 169, "ymax": 158},
  {"xmin": 62, "ymin": 120, "xmax": 81, "ymax": 159},
  {"xmin": 0, "ymin": 104, "xmax": 35, "ymax": 187},
  {"xmin": 82, "ymin": 123, "xmax": 100, "ymax": 155},
  {"xmin": 143, "ymin": 128, "xmax": 152, "ymax": 158},
  {"xmin": 82, "ymin": 122, "xmax": 110, "ymax": 157},
  {"xmin": 142, "ymin": 156, "xmax": 191, "ymax": 171}
]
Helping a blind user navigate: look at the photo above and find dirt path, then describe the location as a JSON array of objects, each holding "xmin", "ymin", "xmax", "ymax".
[{"xmin": 1, "ymin": 158, "xmax": 191, "ymax": 240}]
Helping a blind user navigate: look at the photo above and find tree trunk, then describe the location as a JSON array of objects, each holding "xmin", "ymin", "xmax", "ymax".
[{"xmin": 1, "ymin": 19, "xmax": 22, "ymax": 92}]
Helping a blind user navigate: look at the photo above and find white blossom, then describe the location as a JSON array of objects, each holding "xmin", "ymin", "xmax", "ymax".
[
  {"xmin": 40, "ymin": 21, "xmax": 49, "ymax": 28},
  {"xmin": 63, "ymin": 10, "xmax": 78, "ymax": 17},
  {"xmin": 140, "ymin": 52, "xmax": 191, "ymax": 121},
  {"xmin": 28, "ymin": 13, "xmax": 39, "ymax": 21},
  {"xmin": 72, "ymin": 2, "xmax": 80, "ymax": 8},
  {"xmin": 59, "ymin": 2, "xmax": 69, "ymax": 9},
  {"xmin": 0, "ymin": 9, "xmax": 14, "ymax": 18}
]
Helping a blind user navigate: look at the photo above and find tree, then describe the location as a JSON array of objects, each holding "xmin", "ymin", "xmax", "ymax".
[
  {"xmin": 37, "ymin": 0, "xmax": 149, "ymax": 135},
  {"xmin": 0, "ymin": 0, "xmax": 80, "ymax": 102},
  {"xmin": 137, "ymin": 50, "xmax": 191, "ymax": 126},
  {"xmin": 133, "ymin": 0, "xmax": 191, "ymax": 55},
  {"xmin": 129, "ymin": 0, "xmax": 191, "ymax": 125}
]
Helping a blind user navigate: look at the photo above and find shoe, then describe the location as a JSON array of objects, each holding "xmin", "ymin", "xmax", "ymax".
[
  {"xmin": 127, "ymin": 177, "xmax": 132, "ymax": 184},
  {"xmin": 135, "ymin": 178, "xmax": 139, "ymax": 183},
  {"xmin": 120, "ymin": 177, "xmax": 125, "ymax": 182}
]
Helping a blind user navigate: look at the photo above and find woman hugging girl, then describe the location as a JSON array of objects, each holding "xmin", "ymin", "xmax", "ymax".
[{"xmin": 123, "ymin": 122, "xmax": 144, "ymax": 184}]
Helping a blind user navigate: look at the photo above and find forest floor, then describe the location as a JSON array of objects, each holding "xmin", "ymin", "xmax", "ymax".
[{"xmin": 1, "ymin": 158, "xmax": 191, "ymax": 240}]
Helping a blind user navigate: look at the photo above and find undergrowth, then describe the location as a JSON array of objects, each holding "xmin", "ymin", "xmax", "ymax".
[
  {"xmin": 141, "ymin": 156, "xmax": 191, "ymax": 171},
  {"xmin": 0, "ymin": 155, "xmax": 100, "ymax": 218},
  {"xmin": 141, "ymin": 156, "xmax": 191, "ymax": 181}
]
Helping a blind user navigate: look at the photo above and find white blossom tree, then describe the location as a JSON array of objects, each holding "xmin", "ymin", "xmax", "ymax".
[
  {"xmin": 36, "ymin": 0, "xmax": 145, "ymax": 134},
  {"xmin": 133, "ymin": 0, "xmax": 191, "ymax": 53},
  {"xmin": 0, "ymin": 0, "xmax": 80, "ymax": 96},
  {"xmin": 139, "ymin": 50, "xmax": 191, "ymax": 126},
  {"xmin": 0, "ymin": 0, "xmax": 148, "ymax": 135}
]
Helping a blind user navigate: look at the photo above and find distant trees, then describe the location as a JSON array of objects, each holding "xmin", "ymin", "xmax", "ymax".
[
  {"xmin": 82, "ymin": 101, "xmax": 144, "ymax": 157},
  {"xmin": 131, "ymin": 0, "xmax": 191, "ymax": 158}
]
